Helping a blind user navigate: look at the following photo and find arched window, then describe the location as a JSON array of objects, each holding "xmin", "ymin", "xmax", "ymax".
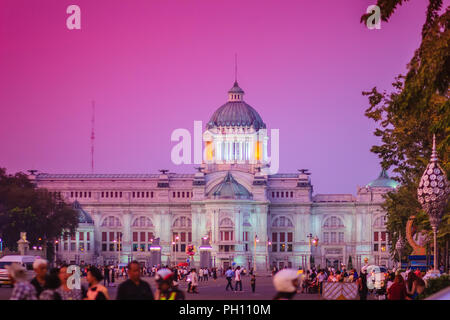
[
  {"xmin": 172, "ymin": 216, "xmax": 192, "ymax": 257},
  {"xmin": 323, "ymin": 216, "xmax": 344, "ymax": 228},
  {"xmin": 101, "ymin": 216, "xmax": 122, "ymax": 228},
  {"xmin": 322, "ymin": 216, "xmax": 344, "ymax": 244},
  {"xmin": 131, "ymin": 216, "xmax": 154, "ymax": 252},
  {"xmin": 220, "ymin": 217, "xmax": 234, "ymax": 228},
  {"xmin": 272, "ymin": 216, "xmax": 294, "ymax": 228},
  {"xmin": 271, "ymin": 216, "xmax": 294, "ymax": 253},
  {"xmin": 99, "ymin": 216, "xmax": 122, "ymax": 254},
  {"xmin": 132, "ymin": 216, "xmax": 154, "ymax": 228},
  {"xmin": 173, "ymin": 216, "xmax": 192, "ymax": 228}
]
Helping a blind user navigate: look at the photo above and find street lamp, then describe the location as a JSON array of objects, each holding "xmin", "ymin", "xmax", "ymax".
[{"xmin": 417, "ymin": 135, "xmax": 449, "ymax": 272}]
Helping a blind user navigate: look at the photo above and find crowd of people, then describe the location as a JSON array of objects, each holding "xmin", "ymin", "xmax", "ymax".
[
  {"xmin": 6, "ymin": 259, "xmax": 184, "ymax": 300},
  {"xmin": 291, "ymin": 265, "xmax": 432, "ymax": 300},
  {"xmin": 5, "ymin": 258, "xmax": 442, "ymax": 300}
]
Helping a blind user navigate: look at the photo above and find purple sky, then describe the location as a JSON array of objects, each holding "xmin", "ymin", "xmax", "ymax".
[{"xmin": 0, "ymin": 0, "xmax": 430, "ymax": 194}]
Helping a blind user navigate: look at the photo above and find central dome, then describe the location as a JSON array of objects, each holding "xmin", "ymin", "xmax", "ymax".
[{"xmin": 206, "ymin": 82, "xmax": 266, "ymax": 130}]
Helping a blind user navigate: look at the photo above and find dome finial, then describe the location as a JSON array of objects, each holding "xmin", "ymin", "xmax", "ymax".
[{"xmin": 431, "ymin": 134, "xmax": 438, "ymax": 162}]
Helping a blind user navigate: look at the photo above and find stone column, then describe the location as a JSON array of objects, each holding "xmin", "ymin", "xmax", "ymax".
[{"xmin": 122, "ymin": 210, "xmax": 132, "ymax": 263}]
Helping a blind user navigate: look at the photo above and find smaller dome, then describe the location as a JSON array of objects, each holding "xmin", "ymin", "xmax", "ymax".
[
  {"xmin": 367, "ymin": 170, "xmax": 399, "ymax": 188},
  {"xmin": 208, "ymin": 172, "xmax": 252, "ymax": 200},
  {"xmin": 72, "ymin": 201, "xmax": 94, "ymax": 224}
]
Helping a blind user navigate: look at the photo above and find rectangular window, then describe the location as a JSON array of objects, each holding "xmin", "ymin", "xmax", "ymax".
[
  {"xmin": 381, "ymin": 232, "xmax": 386, "ymax": 241},
  {"xmin": 287, "ymin": 232, "xmax": 293, "ymax": 242},
  {"xmin": 120, "ymin": 192, "xmax": 122, "ymax": 197},
  {"xmin": 109, "ymin": 232, "xmax": 114, "ymax": 242},
  {"xmin": 287, "ymin": 244, "xmax": 293, "ymax": 252},
  {"xmin": 79, "ymin": 232, "xmax": 84, "ymax": 241},
  {"xmin": 290, "ymin": 191, "xmax": 293, "ymax": 197},
  {"xmin": 89, "ymin": 192, "xmax": 91, "ymax": 198},
  {"xmin": 71, "ymin": 192, "xmax": 74, "ymax": 197},
  {"xmin": 323, "ymin": 232, "xmax": 329, "ymax": 244},
  {"xmin": 140, "ymin": 232, "xmax": 145, "ymax": 242},
  {"xmin": 146, "ymin": 192, "xmax": 149, "ymax": 198},
  {"xmin": 109, "ymin": 243, "xmax": 115, "ymax": 251},
  {"xmin": 272, "ymin": 233, "xmax": 277, "ymax": 242},
  {"xmin": 70, "ymin": 243, "xmax": 76, "ymax": 251},
  {"xmin": 148, "ymin": 232, "xmax": 154, "ymax": 242},
  {"xmin": 64, "ymin": 243, "xmax": 68, "ymax": 251},
  {"xmin": 133, "ymin": 244, "xmax": 138, "ymax": 252},
  {"xmin": 331, "ymin": 232, "xmax": 336, "ymax": 243},
  {"xmin": 180, "ymin": 244, "xmax": 186, "ymax": 252},
  {"xmin": 245, "ymin": 243, "xmax": 248, "ymax": 251},
  {"xmin": 87, "ymin": 232, "xmax": 90, "ymax": 241},
  {"xmin": 140, "ymin": 244, "xmax": 145, "ymax": 252},
  {"xmin": 225, "ymin": 232, "xmax": 229, "ymax": 241},
  {"xmin": 188, "ymin": 232, "xmax": 192, "ymax": 242},
  {"xmin": 280, "ymin": 244, "xmax": 285, "ymax": 252},
  {"xmin": 374, "ymin": 232, "xmax": 379, "ymax": 241},
  {"xmin": 374, "ymin": 243, "xmax": 379, "ymax": 252},
  {"xmin": 87, "ymin": 243, "xmax": 90, "ymax": 251},
  {"xmin": 339, "ymin": 232, "xmax": 344, "ymax": 243},
  {"xmin": 102, "ymin": 244, "xmax": 107, "ymax": 251},
  {"xmin": 71, "ymin": 234, "xmax": 75, "ymax": 241},
  {"xmin": 79, "ymin": 243, "xmax": 84, "ymax": 252},
  {"xmin": 101, "ymin": 192, "xmax": 104, "ymax": 198},
  {"xmin": 272, "ymin": 244, "xmax": 277, "ymax": 252},
  {"xmin": 133, "ymin": 192, "xmax": 135, "ymax": 198},
  {"xmin": 105, "ymin": 192, "xmax": 108, "ymax": 198},
  {"xmin": 151, "ymin": 192, "xmax": 154, "ymax": 198},
  {"xmin": 180, "ymin": 232, "xmax": 186, "ymax": 242},
  {"xmin": 280, "ymin": 233, "xmax": 285, "ymax": 243},
  {"xmin": 102, "ymin": 232, "xmax": 107, "ymax": 242}
]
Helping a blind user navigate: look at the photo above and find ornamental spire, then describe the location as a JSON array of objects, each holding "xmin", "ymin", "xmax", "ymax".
[{"xmin": 431, "ymin": 134, "xmax": 438, "ymax": 162}]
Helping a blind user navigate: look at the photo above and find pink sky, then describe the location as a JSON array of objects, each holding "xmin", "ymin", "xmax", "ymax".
[{"xmin": 0, "ymin": 0, "xmax": 431, "ymax": 194}]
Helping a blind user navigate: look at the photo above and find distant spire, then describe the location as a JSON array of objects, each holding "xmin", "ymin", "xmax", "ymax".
[
  {"xmin": 91, "ymin": 100, "xmax": 95, "ymax": 173},
  {"xmin": 431, "ymin": 134, "xmax": 438, "ymax": 162},
  {"xmin": 234, "ymin": 53, "xmax": 238, "ymax": 84}
]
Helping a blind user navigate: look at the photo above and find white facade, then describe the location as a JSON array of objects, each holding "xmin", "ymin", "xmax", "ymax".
[{"xmin": 32, "ymin": 82, "xmax": 398, "ymax": 271}]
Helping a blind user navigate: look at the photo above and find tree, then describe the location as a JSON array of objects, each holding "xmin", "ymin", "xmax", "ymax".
[
  {"xmin": 0, "ymin": 168, "xmax": 79, "ymax": 252},
  {"xmin": 361, "ymin": 1, "xmax": 449, "ymax": 258}
]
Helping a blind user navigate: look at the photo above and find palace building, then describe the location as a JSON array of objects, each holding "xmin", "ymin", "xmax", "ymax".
[{"xmin": 31, "ymin": 81, "xmax": 398, "ymax": 271}]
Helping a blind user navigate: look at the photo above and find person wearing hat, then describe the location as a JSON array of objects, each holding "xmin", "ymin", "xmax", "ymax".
[
  {"xmin": 7, "ymin": 263, "xmax": 37, "ymax": 300},
  {"xmin": 154, "ymin": 268, "xmax": 185, "ymax": 300},
  {"xmin": 272, "ymin": 268, "xmax": 300, "ymax": 300}
]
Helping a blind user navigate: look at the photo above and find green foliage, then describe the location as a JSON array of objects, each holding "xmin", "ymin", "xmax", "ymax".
[
  {"xmin": 418, "ymin": 275, "xmax": 450, "ymax": 299},
  {"xmin": 0, "ymin": 168, "xmax": 79, "ymax": 250},
  {"xmin": 361, "ymin": 1, "xmax": 450, "ymax": 250}
]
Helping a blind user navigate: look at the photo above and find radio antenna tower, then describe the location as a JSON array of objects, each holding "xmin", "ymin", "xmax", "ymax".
[{"xmin": 91, "ymin": 100, "xmax": 95, "ymax": 173}]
